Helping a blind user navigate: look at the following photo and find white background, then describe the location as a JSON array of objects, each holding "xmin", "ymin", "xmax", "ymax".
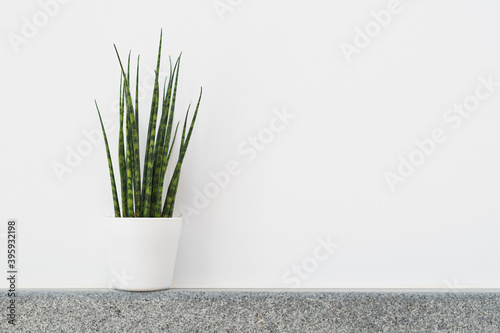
[{"xmin": 1, "ymin": 0, "xmax": 500, "ymax": 288}]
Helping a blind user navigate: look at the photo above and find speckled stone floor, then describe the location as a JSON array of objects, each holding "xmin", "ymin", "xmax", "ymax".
[{"xmin": 1, "ymin": 289, "xmax": 499, "ymax": 332}]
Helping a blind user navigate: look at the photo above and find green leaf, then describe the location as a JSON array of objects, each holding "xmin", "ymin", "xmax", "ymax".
[
  {"xmin": 140, "ymin": 30, "xmax": 163, "ymax": 217},
  {"xmin": 165, "ymin": 122, "xmax": 180, "ymax": 169},
  {"xmin": 125, "ymin": 53, "xmax": 134, "ymax": 217},
  {"xmin": 125, "ymin": 110, "xmax": 134, "ymax": 217},
  {"xmin": 182, "ymin": 88, "xmax": 203, "ymax": 158},
  {"xmin": 151, "ymin": 57, "xmax": 180, "ymax": 216},
  {"xmin": 95, "ymin": 101, "xmax": 121, "ymax": 217},
  {"xmin": 134, "ymin": 56, "xmax": 141, "ymax": 206},
  {"xmin": 128, "ymin": 55, "xmax": 142, "ymax": 216},
  {"xmin": 164, "ymin": 55, "xmax": 181, "ymax": 160},
  {"xmin": 162, "ymin": 88, "xmax": 202, "ymax": 217},
  {"xmin": 135, "ymin": 55, "xmax": 140, "ymax": 139},
  {"xmin": 130, "ymin": 108, "xmax": 141, "ymax": 216},
  {"xmin": 118, "ymin": 73, "xmax": 128, "ymax": 216}
]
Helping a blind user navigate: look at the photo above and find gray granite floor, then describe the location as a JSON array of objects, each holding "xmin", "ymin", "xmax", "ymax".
[{"xmin": 0, "ymin": 289, "xmax": 499, "ymax": 332}]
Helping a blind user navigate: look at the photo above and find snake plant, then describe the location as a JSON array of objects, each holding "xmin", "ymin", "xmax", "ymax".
[{"xmin": 95, "ymin": 31, "xmax": 202, "ymax": 218}]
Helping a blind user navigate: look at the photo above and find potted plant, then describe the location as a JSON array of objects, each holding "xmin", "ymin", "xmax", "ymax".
[{"xmin": 95, "ymin": 30, "xmax": 202, "ymax": 291}]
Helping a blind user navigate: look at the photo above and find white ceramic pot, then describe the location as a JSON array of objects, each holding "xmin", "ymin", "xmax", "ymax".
[{"xmin": 104, "ymin": 217, "xmax": 182, "ymax": 291}]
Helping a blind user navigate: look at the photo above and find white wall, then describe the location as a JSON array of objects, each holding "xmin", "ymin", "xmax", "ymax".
[{"xmin": 1, "ymin": 0, "xmax": 500, "ymax": 288}]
